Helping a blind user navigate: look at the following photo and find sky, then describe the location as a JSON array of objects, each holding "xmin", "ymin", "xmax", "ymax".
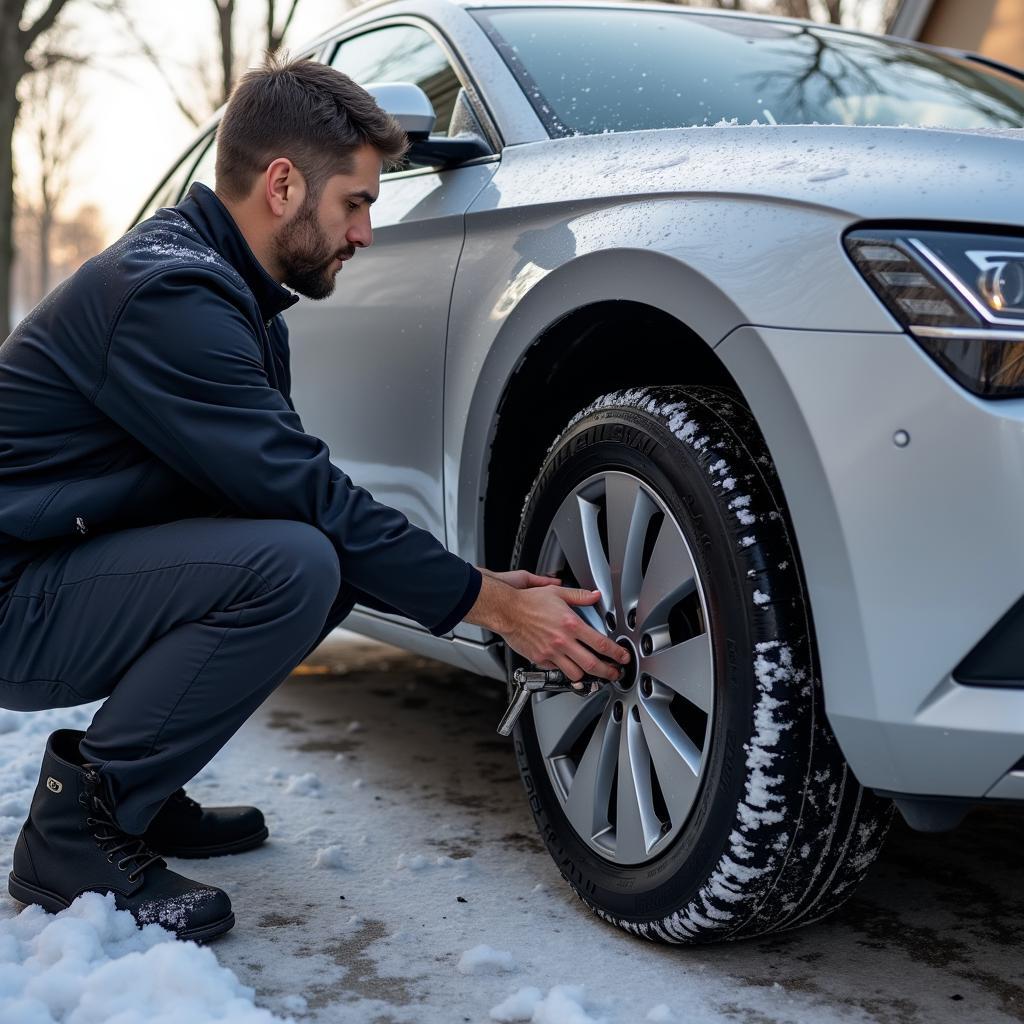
[{"xmin": 15, "ymin": 0, "xmax": 357, "ymax": 243}]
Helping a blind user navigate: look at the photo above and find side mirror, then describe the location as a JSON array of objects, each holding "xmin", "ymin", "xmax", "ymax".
[
  {"xmin": 363, "ymin": 81, "xmax": 437, "ymax": 138},
  {"xmin": 363, "ymin": 81, "xmax": 492, "ymax": 168}
]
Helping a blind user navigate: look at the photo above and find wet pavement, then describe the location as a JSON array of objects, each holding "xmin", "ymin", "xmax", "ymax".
[{"xmin": 188, "ymin": 629, "xmax": 1024, "ymax": 1024}]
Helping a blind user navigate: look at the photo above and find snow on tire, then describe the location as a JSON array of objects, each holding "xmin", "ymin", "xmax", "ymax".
[{"xmin": 506, "ymin": 384, "xmax": 895, "ymax": 943}]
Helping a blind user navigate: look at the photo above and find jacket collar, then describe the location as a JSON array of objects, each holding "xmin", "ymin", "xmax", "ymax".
[{"xmin": 174, "ymin": 181, "xmax": 301, "ymax": 323}]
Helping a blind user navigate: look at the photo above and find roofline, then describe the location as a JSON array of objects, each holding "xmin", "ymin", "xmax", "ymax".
[
  {"xmin": 292, "ymin": 0, "xmax": 934, "ymax": 58},
  {"xmin": 295, "ymin": 0, "xmax": 409, "ymax": 54}
]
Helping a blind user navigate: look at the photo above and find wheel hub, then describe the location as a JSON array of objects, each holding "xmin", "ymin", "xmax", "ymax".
[{"xmin": 612, "ymin": 636, "xmax": 638, "ymax": 691}]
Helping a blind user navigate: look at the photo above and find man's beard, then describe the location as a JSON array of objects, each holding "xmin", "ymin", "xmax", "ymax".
[{"xmin": 272, "ymin": 196, "xmax": 350, "ymax": 300}]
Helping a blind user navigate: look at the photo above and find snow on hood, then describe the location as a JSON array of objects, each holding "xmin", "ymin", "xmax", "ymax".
[{"xmin": 508, "ymin": 122, "xmax": 1024, "ymax": 225}]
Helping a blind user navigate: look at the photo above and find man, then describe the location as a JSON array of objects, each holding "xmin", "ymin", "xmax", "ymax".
[{"xmin": 0, "ymin": 54, "xmax": 629, "ymax": 941}]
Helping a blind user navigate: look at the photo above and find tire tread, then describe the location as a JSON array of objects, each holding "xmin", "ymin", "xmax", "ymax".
[{"xmin": 511, "ymin": 384, "xmax": 894, "ymax": 944}]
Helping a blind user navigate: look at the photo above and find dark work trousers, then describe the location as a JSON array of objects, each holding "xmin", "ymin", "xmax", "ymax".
[{"xmin": 0, "ymin": 515, "xmax": 350, "ymax": 835}]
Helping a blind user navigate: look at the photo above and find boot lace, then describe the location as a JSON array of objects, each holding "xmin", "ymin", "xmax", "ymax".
[
  {"xmin": 168, "ymin": 788, "xmax": 202, "ymax": 814},
  {"xmin": 80, "ymin": 767, "xmax": 164, "ymax": 883}
]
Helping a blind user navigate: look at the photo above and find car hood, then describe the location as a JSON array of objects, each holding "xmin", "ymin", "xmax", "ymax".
[{"xmin": 508, "ymin": 123, "xmax": 1024, "ymax": 227}]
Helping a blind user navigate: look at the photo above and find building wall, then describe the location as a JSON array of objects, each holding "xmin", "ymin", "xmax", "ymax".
[{"xmin": 919, "ymin": 0, "xmax": 1024, "ymax": 68}]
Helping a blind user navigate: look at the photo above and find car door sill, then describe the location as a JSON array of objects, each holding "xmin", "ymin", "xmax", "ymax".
[{"xmin": 341, "ymin": 607, "xmax": 506, "ymax": 681}]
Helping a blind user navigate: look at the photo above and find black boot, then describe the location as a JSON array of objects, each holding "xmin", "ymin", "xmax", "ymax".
[
  {"xmin": 7, "ymin": 729, "xmax": 234, "ymax": 943},
  {"xmin": 142, "ymin": 787, "xmax": 268, "ymax": 859}
]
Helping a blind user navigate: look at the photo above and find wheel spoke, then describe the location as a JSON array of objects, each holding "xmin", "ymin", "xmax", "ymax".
[
  {"xmin": 639, "ymin": 701, "xmax": 701, "ymax": 829},
  {"xmin": 564, "ymin": 700, "xmax": 620, "ymax": 842},
  {"xmin": 532, "ymin": 689, "xmax": 607, "ymax": 760},
  {"xmin": 635, "ymin": 518, "xmax": 698, "ymax": 630},
  {"xmin": 604, "ymin": 474, "xmax": 657, "ymax": 616},
  {"xmin": 643, "ymin": 633, "xmax": 714, "ymax": 714},
  {"xmin": 640, "ymin": 698, "xmax": 702, "ymax": 782},
  {"xmin": 615, "ymin": 710, "xmax": 662, "ymax": 862},
  {"xmin": 552, "ymin": 492, "xmax": 612, "ymax": 604}
]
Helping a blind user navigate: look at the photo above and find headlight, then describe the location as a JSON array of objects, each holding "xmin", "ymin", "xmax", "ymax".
[{"xmin": 845, "ymin": 228, "xmax": 1024, "ymax": 399}]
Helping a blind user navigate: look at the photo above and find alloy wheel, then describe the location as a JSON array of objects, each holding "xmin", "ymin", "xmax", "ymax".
[{"xmin": 531, "ymin": 470, "xmax": 715, "ymax": 865}]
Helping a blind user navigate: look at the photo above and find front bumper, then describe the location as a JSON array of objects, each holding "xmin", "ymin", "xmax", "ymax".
[{"xmin": 717, "ymin": 324, "xmax": 1024, "ymax": 801}]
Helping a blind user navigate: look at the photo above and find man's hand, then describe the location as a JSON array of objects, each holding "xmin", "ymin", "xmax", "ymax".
[
  {"xmin": 475, "ymin": 566, "xmax": 563, "ymax": 591},
  {"xmin": 464, "ymin": 568, "xmax": 629, "ymax": 689}
]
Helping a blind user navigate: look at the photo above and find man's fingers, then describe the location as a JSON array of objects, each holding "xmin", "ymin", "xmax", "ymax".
[
  {"xmin": 529, "ymin": 573, "xmax": 562, "ymax": 588},
  {"xmin": 552, "ymin": 654, "xmax": 583, "ymax": 685},
  {"xmin": 573, "ymin": 622, "xmax": 630, "ymax": 667},
  {"xmin": 566, "ymin": 640, "xmax": 623, "ymax": 683}
]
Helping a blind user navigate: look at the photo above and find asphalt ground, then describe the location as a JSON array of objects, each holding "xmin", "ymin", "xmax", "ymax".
[{"xmin": 187, "ymin": 628, "xmax": 1024, "ymax": 1024}]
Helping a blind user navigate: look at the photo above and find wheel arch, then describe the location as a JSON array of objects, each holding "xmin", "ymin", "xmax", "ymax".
[{"xmin": 480, "ymin": 297, "xmax": 745, "ymax": 576}]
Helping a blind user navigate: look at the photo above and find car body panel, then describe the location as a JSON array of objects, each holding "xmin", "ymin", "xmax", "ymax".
[
  {"xmin": 717, "ymin": 323, "xmax": 1024, "ymax": 798},
  {"xmin": 283, "ymin": 161, "xmax": 498, "ymax": 620},
  {"xmin": 442, "ymin": 124, "xmax": 1021, "ymax": 639},
  {"xmin": 140, "ymin": 0, "xmax": 1024, "ymax": 802},
  {"xmin": 312, "ymin": 4, "xmax": 1024, "ymax": 801}
]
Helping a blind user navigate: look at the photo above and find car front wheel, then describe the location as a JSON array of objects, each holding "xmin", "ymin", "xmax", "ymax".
[{"xmin": 506, "ymin": 384, "xmax": 894, "ymax": 943}]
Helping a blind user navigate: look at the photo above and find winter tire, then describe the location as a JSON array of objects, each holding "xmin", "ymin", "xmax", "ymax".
[{"xmin": 506, "ymin": 384, "xmax": 895, "ymax": 943}]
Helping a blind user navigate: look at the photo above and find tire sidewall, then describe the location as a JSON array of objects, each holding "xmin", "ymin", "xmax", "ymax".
[{"xmin": 509, "ymin": 399, "xmax": 799, "ymax": 923}]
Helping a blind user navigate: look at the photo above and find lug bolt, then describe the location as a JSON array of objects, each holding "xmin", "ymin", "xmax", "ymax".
[
  {"xmin": 631, "ymin": 705, "xmax": 641, "ymax": 722},
  {"xmin": 641, "ymin": 634, "xmax": 653, "ymax": 656},
  {"xmin": 605, "ymin": 611, "xmax": 616, "ymax": 631},
  {"xmin": 627, "ymin": 608, "xmax": 636, "ymax": 629},
  {"xmin": 613, "ymin": 701, "xmax": 623, "ymax": 722},
  {"xmin": 641, "ymin": 676, "xmax": 653, "ymax": 698}
]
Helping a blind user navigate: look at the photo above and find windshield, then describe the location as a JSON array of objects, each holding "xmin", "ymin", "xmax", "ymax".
[{"xmin": 471, "ymin": 6, "xmax": 1024, "ymax": 137}]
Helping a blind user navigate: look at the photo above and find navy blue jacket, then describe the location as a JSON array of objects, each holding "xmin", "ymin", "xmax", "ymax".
[{"xmin": 0, "ymin": 181, "xmax": 482, "ymax": 637}]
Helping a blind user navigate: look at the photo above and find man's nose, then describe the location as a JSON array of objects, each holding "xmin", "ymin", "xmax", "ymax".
[{"xmin": 348, "ymin": 218, "xmax": 372, "ymax": 249}]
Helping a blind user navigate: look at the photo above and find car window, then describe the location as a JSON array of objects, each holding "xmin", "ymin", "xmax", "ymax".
[
  {"xmin": 133, "ymin": 130, "xmax": 215, "ymax": 226},
  {"xmin": 472, "ymin": 6, "xmax": 1024, "ymax": 137},
  {"xmin": 330, "ymin": 23, "xmax": 463, "ymax": 147}
]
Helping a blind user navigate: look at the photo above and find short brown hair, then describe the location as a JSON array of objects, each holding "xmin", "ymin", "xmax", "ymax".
[{"xmin": 214, "ymin": 51, "xmax": 410, "ymax": 202}]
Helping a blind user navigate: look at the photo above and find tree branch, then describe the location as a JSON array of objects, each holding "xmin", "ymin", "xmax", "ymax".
[
  {"xmin": 19, "ymin": 0, "xmax": 71, "ymax": 54},
  {"xmin": 273, "ymin": 0, "xmax": 301, "ymax": 52},
  {"xmin": 114, "ymin": 6, "xmax": 204, "ymax": 126}
]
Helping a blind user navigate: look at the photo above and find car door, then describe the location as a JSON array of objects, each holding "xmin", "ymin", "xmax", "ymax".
[{"xmin": 282, "ymin": 21, "xmax": 498, "ymax": 578}]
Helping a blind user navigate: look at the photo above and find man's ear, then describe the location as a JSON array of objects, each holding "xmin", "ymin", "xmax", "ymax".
[{"xmin": 265, "ymin": 158, "xmax": 304, "ymax": 218}]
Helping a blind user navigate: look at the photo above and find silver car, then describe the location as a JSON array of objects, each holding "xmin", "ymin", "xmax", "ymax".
[{"xmin": 136, "ymin": 0, "xmax": 1024, "ymax": 944}]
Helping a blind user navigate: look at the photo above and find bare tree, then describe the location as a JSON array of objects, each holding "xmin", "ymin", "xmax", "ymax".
[
  {"xmin": 118, "ymin": 0, "xmax": 303, "ymax": 128},
  {"xmin": 20, "ymin": 48, "xmax": 87, "ymax": 298},
  {"xmin": 12, "ymin": 199, "xmax": 103, "ymax": 314},
  {"xmin": 0, "ymin": 0, "xmax": 86, "ymax": 334}
]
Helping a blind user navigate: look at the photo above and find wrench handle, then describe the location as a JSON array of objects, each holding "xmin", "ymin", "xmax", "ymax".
[{"xmin": 497, "ymin": 684, "xmax": 532, "ymax": 737}]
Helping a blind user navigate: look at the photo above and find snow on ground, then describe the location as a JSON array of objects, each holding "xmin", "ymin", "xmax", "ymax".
[{"xmin": 2, "ymin": 628, "xmax": 1023, "ymax": 1023}]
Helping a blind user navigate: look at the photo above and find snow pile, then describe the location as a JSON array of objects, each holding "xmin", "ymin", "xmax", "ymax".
[
  {"xmin": 457, "ymin": 943, "xmax": 516, "ymax": 975},
  {"xmin": 489, "ymin": 984, "xmax": 602, "ymax": 1023},
  {"xmin": 646, "ymin": 1006, "xmax": 676, "ymax": 1022},
  {"xmin": 312, "ymin": 844, "xmax": 347, "ymax": 870},
  {"xmin": 489, "ymin": 987, "xmax": 543, "ymax": 1022},
  {"xmin": 279, "ymin": 994, "xmax": 307, "ymax": 1016},
  {"xmin": 281, "ymin": 772, "xmax": 321, "ymax": 797},
  {"xmin": 0, "ymin": 891, "xmax": 292, "ymax": 1024},
  {"xmin": 0, "ymin": 702, "xmax": 292, "ymax": 1023}
]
